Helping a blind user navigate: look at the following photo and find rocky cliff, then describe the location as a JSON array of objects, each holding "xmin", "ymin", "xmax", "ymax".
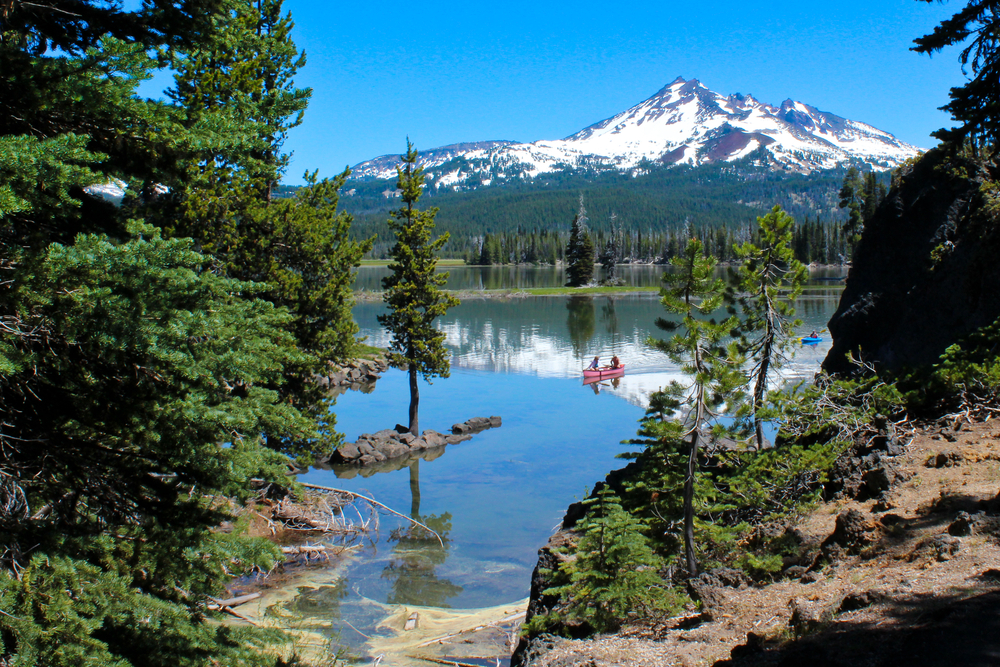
[{"xmin": 824, "ymin": 148, "xmax": 1000, "ymax": 374}]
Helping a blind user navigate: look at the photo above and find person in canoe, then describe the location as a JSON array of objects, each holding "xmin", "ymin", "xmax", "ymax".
[
  {"xmin": 809, "ymin": 330, "xmax": 818, "ymax": 338},
  {"xmin": 609, "ymin": 354, "xmax": 622, "ymax": 370},
  {"xmin": 586, "ymin": 356, "xmax": 600, "ymax": 371}
]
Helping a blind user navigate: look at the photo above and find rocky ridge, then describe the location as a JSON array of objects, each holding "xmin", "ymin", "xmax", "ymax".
[
  {"xmin": 511, "ymin": 418, "xmax": 1000, "ymax": 667},
  {"xmin": 824, "ymin": 149, "xmax": 1000, "ymax": 374}
]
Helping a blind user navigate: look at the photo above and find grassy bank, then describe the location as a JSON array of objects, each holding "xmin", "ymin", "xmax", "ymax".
[{"xmin": 359, "ymin": 258, "xmax": 466, "ymax": 267}]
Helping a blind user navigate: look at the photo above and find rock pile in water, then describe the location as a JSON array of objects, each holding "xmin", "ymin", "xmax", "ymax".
[
  {"xmin": 316, "ymin": 357, "xmax": 389, "ymax": 390},
  {"xmin": 317, "ymin": 416, "xmax": 502, "ymax": 468}
]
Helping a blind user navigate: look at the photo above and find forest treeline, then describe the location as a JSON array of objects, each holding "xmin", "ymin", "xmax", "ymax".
[
  {"xmin": 471, "ymin": 215, "xmax": 855, "ymax": 266},
  {"xmin": 320, "ymin": 155, "xmax": 885, "ymax": 262}
]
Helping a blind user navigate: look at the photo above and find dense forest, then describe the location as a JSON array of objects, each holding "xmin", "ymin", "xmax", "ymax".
[{"xmin": 312, "ymin": 154, "xmax": 884, "ymax": 263}]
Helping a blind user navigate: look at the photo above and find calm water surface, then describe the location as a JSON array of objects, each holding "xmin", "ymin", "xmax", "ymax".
[
  {"xmin": 353, "ymin": 264, "xmax": 848, "ymax": 292},
  {"xmin": 288, "ymin": 289, "xmax": 843, "ymax": 662}
]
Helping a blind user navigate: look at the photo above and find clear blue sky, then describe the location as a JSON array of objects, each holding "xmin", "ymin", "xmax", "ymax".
[{"xmin": 171, "ymin": 0, "xmax": 975, "ymax": 184}]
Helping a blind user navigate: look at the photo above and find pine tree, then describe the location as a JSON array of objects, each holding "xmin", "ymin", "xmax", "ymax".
[
  {"xmin": 378, "ymin": 142, "xmax": 460, "ymax": 435},
  {"xmin": 599, "ymin": 212, "xmax": 622, "ymax": 284},
  {"xmin": 0, "ymin": 0, "xmax": 343, "ymax": 662},
  {"xmin": 913, "ymin": 0, "xmax": 1000, "ymax": 154},
  {"xmin": 838, "ymin": 166, "xmax": 863, "ymax": 239},
  {"xmin": 565, "ymin": 195, "xmax": 595, "ymax": 287},
  {"xmin": 733, "ymin": 205, "xmax": 807, "ymax": 450},
  {"xmin": 648, "ymin": 239, "xmax": 745, "ymax": 575},
  {"xmin": 543, "ymin": 487, "xmax": 681, "ymax": 633}
]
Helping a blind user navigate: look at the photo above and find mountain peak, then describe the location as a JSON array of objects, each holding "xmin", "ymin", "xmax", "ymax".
[{"xmin": 350, "ymin": 79, "xmax": 921, "ymax": 184}]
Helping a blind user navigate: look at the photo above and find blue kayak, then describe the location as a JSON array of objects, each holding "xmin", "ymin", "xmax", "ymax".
[{"xmin": 801, "ymin": 336, "xmax": 823, "ymax": 344}]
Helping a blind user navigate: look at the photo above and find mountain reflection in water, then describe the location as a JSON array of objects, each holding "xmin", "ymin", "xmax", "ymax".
[{"xmin": 353, "ymin": 292, "xmax": 839, "ymax": 407}]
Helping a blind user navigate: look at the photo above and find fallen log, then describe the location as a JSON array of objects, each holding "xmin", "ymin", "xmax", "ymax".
[
  {"xmin": 299, "ymin": 482, "xmax": 444, "ymax": 547},
  {"xmin": 208, "ymin": 592, "xmax": 261, "ymax": 609}
]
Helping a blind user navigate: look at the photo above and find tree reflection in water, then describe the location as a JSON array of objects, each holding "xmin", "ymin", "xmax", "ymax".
[
  {"xmin": 565, "ymin": 296, "xmax": 596, "ymax": 361},
  {"xmin": 380, "ymin": 460, "xmax": 463, "ymax": 608}
]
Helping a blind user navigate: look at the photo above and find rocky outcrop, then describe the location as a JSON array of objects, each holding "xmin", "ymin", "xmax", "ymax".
[
  {"xmin": 315, "ymin": 416, "xmax": 501, "ymax": 468},
  {"xmin": 824, "ymin": 149, "xmax": 1000, "ymax": 374},
  {"xmin": 316, "ymin": 357, "xmax": 389, "ymax": 392}
]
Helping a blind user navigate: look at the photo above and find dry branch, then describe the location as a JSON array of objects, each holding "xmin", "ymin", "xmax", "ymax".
[{"xmin": 299, "ymin": 482, "xmax": 444, "ymax": 547}]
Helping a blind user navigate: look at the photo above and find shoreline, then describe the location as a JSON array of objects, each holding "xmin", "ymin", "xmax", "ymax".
[{"xmin": 354, "ymin": 284, "xmax": 845, "ymax": 303}]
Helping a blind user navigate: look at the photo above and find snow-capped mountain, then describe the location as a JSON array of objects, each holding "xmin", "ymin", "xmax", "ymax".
[{"xmin": 351, "ymin": 77, "xmax": 920, "ymax": 188}]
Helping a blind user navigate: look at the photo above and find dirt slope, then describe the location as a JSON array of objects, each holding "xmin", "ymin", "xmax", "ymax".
[{"xmin": 515, "ymin": 418, "xmax": 1000, "ymax": 667}]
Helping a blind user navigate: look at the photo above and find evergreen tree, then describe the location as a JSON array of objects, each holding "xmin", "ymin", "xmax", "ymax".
[
  {"xmin": 539, "ymin": 487, "xmax": 681, "ymax": 633},
  {"xmin": 913, "ymin": 0, "xmax": 1000, "ymax": 153},
  {"xmin": 733, "ymin": 205, "xmax": 807, "ymax": 450},
  {"xmin": 160, "ymin": 0, "xmax": 369, "ymax": 455},
  {"xmin": 378, "ymin": 142, "xmax": 460, "ymax": 435},
  {"xmin": 0, "ymin": 227, "xmax": 310, "ymax": 665},
  {"xmin": 599, "ymin": 212, "xmax": 622, "ymax": 284},
  {"xmin": 0, "ymin": 0, "xmax": 348, "ymax": 662},
  {"xmin": 648, "ymin": 239, "xmax": 745, "ymax": 575},
  {"xmin": 565, "ymin": 195, "xmax": 595, "ymax": 286},
  {"xmin": 838, "ymin": 166, "xmax": 863, "ymax": 239}
]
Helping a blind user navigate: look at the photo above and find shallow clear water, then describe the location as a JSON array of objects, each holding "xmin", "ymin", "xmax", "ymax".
[{"xmin": 289, "ymin": 290, "xmax": 843, "ymax": 660}]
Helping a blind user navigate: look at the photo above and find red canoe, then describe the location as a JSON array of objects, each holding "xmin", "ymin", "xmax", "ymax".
[{"xmin": 582, "ymin": 365, "xmax": 625, "ymax": 379}]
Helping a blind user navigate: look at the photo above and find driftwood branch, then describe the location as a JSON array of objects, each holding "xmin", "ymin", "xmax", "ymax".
[
  {"xmin": 299, "ymin": 482, "xmax": 444, "ymax": 548},
  {"xmin": 208, "ymin": 592, "xmax": 260, "ymax": 609}
]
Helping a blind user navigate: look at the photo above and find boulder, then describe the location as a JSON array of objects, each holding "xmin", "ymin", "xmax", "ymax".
[
  {"xmin": 822, "ymin": 509, "xmax": 876, "ymax": 556},
  {"xmin": 336, "ymin": 441, "xmax": 361, "ymax": 461},
  {"xmin": 489, "ymin": 415, "xmax": 502, "ymax": 427},
  {"xmin": 452, "ymin": 422, "xmax": 473, "ymax": 435},
  {"xmin": 376, "ymin": 441, "xmax": 408, "ymax": 459},
  {"xmin": 397, "ymin": 432, "xmax": 415, "ymax": 444},
  {"xmin": 407, "ymin": 437, "xmax": 428, "ymax": 450},
  {"xmin": 394, "ymin": 423, "xmax": 410, "ymax": 434},
  {"xmin": 356, "ymin": 440, "xmax": 375, "ymax": 456},
  {"xmin": 422, "ymin": 430, "xmax": 447, "ymax": 447},
  {"xmin": 789, "ymin": 597, "xmax": 833, "ymax": 636},
  {"xmin": 374, "ymin": 429, "xmax": 398, "ymax": 440}
]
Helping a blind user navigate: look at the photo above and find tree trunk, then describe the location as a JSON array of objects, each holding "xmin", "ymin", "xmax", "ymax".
[
  {"xmin": 408, "ymin": 363, "xmax": 419, "ymax": 436},
  {"xmin": 409, "ymin": 460, "xmax": 421, "ymax": 518},
  {"xmin": 684, "ymin": 426, "xmax": 700, "ymax": 577}
]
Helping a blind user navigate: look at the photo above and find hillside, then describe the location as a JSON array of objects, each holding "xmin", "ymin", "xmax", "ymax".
[{"xmin": 338, "ymin": 156, "xmax": 862, "ymax": 258}]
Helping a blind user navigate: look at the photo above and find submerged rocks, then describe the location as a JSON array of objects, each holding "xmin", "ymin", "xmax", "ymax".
[{"xmin": 315, "ymin": 416, "xmax": 500, "ymax": 469}]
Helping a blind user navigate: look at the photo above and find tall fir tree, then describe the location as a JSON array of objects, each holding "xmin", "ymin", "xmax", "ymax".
[
  {"xmin": 0, "ymin": 0, "xmax": 345, "ymax": 662},
  {"xmin": 648, "ymin": 239, "xmax": 745, "ymax": 575},
  {"xmin": 378, "ymin": 142, "xmax": 461, "ymax": 436},
  {"xmin": 838, "ymin": 166, "xmax": 864, "ymax": 240},
  {"xmin": 565, "ymin": 194, "xmax": 595, "ymax": 287},
  {"xmin": 733, "ymin": 205, "xmax": 807, "ymax": 450},
  {"xmin": 160, "ymin": 0, "xmax": 369, "ymax": 455}
]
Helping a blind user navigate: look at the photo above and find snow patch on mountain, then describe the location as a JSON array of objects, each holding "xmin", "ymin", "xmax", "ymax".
[{"xmin": 350, "ymin": 77, "xmax": 920, "ymax": 187}]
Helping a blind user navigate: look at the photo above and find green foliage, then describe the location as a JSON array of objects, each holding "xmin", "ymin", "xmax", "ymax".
[
  {"xmin": 0, "ymin": 226, "xmax": 307, "ymax": 664},
  {"xmin": 565, "ymin": 195, "xmax": 595, "ymax": 286},
  {"xmin": 344, "ymin": 158, "xmax": 855, "ymax": 261},
  {"xmin": 913, "ymin": 0, "xmax": 1000, "ymax": 154},
  {"xmin": 647, "ymin": 239, "xmax": 745, "ymax": 575},
  {"xmin": 895, "ymin": 316, "xmax": 1000, "ymax": 412},
  {"xmin": 1, "ymin": 0, "xmax": 358, "ymax": 662},
  {"xmin": 529, "ymin": 488, "xmax": 685, "ymax": 635},
  {"xmin": 378, "ymin": 142, "xmax": 461, "ymax": 434},
  {"xmin": 733, "ymin": 205, "xmax": 807, "ymax": 449}
]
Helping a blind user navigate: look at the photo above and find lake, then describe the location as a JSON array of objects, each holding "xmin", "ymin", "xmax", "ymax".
[
  {"xmin": 352, "ymin": 263, "xmax": 848, "ymax": 292},
  {"xmin": 267, "ymin": 272, "xmax": 844, "ymax": 664}
]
